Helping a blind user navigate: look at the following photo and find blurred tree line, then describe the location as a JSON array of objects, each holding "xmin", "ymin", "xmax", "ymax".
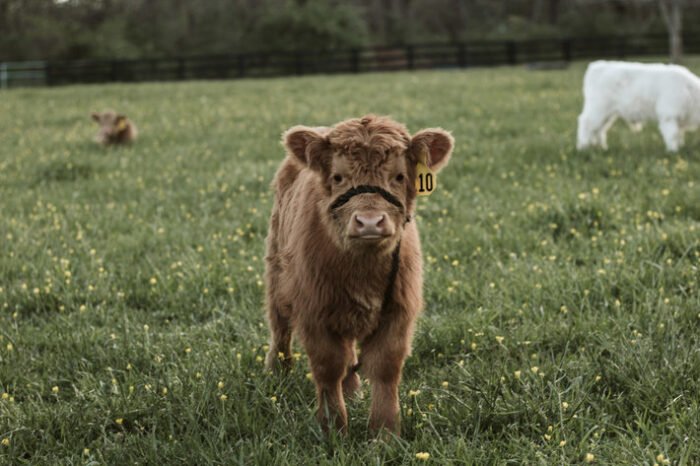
[{"xmin": 1, "ymin": 0, "xmax": 699, "ymax": 61}]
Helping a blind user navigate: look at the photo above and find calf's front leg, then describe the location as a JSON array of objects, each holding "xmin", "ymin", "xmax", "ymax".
[
  {"xmin": 360, "ymin": 319, "xmax": 413, "ymax": 435},
  {"xmin": 305, "ymin": 332, "xmax": 354, "ymax": 433}
]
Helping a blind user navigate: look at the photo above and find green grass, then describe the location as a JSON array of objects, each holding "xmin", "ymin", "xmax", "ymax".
[{"xmin": 1, "ymin": 60, "xmax": 699, "ymax": 465}]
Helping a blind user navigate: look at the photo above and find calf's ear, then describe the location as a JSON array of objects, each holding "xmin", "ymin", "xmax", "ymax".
[
  {"xmin": 283, "ymin": 126, "xmax": 330, "ymax": 171},
  {"xmin": 411, "ymin": 129, "xmax": 454, "ymax": 172},
  {"xmin": 91, "ymin": 112, "xmax": 101, "ymax": 122}
]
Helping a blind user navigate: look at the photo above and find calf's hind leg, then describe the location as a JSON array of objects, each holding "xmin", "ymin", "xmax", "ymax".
[
  {"xmin": 264, "ymin": 305, "xmax": 293, "ymax": 370},
  {"xmin": 342, "ymin": 345, "xmax": 362, "ymax": 399}
]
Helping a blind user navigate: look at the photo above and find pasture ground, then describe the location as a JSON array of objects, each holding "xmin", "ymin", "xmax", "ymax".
[{"xmin": 1, "ymin": 60, "xmax": 699, "ymax": 465}]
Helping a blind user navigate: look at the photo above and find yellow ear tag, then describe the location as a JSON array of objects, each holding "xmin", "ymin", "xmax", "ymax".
[
  {"xmin": 116, "ymin": 119, "xmax": 127, "ymax": 131},
  {"xmin": 415, "ymin": 152, "xmax": 436, "ymax": 196}
]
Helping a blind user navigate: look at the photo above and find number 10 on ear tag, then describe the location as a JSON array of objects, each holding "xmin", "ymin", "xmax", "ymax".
[{"xmin": 415, "ymin": 157, "xmax": 436, "ymax": 196}]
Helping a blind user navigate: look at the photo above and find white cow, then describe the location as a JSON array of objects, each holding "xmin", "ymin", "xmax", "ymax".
[{"xmin": 577, "ymin": 60, "xmax": 700, "ymax": 152}]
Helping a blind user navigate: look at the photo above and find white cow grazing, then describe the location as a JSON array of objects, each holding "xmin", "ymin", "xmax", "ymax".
[{"xmin": 577, "ymin": 60, "xmax": 700, "ymax": 152}]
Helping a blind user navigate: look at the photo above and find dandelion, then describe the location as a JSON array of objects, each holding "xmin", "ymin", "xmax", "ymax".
[
  {"xmin": 52, "ymin": 386, "xmax": 59, "ymax": 394},
  {"xmin": 1, "ymin": 438, "xmax": 9, "ymax": 447},
  {"xmin": 1, "ymin": 393, "xmax": 8, "ymax": 400},
  {"xmin": 470, "ymin": 342, "xmax": 477, "ymax": 351},
  {"xmin": 584, "ymin": 453, "xmax": 595, "ymax": 463},
  {"xmin": 306, "ymin": 372, "xmax": 313, "ymax": 380},
  {"xmin": 530, "ymin": 366, "xmax": 539, "ymax": 374},
  {"xmin": 270, "ymin": 396, "xmax": 277, "ymax": 402},
  {"xmin": 83, "ymin": 448, "xmax": 90, "ymax": 455},
  {"xmin": 656, "ymin": 454, "xmax": 670, "ymax": 465},
  {"xmin": 561, "ymin": 401, "xmax": 569, "ymax": 410},
  {"xmin": 6, "ymin": 343, "xmax": 13, "ymax": 351},
  {"xmin": 219, "ymin": 394, "xmax": 228, "ymax": 401},
  {"xmin": 162, "ymin": 387, "xmax": 168, "ymax": 396},
  {"xmin": 415, "ymin": 452, "xmax": 430, "ymax": 460},
  {"xmin": 115, "ymin": 418, "xmax": 124, "ymax": 425},
  {"xmin": 149, "ymin": 277, "xmax": 157, "ymax": 285},
  {"xmin": 514, "ymin": 370, "xmax": 522, "ymax": 379},
  {"xmin": 559, "ymin": 440, "xmax": 567, "ymax": 447},
  {"xmin": 408, "ymin": 389, "xmax": 421, "ymax": 397},
  {"xmin": 217, "ymin": 381, "xmax": 224, "ymax": 389},
  {"xmin": 495, "ymin": 335, "xmax": 505, "ymax": 344},
  {"xmin": 441, "ymin": 381, "xmax": 449, "ymax": 388}
]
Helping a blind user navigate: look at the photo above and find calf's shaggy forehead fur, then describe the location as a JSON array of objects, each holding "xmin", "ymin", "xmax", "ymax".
[
  {"xmin": 265, "ymin": 114, "xmax": 453, "ymax": 436},
  {"xmin": 286, "ymin": 115, "xmax": 452, "ymax": 175}
]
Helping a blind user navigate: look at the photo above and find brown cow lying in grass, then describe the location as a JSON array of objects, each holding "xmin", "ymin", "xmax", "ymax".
[
  {"xmin": 265, "ymin": 115, "xmax": 454, "ymax": 435},
  {"xmin": 91, "ymin": 110, "xmax": 137, "ymax": 145}
]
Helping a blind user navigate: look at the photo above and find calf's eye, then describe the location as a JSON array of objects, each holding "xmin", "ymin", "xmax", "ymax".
[
  {"xmin": 333, "ymin": 174, "xmax": 343, "ymax": 183},
  {"xmin": 395, "ymin": 173, "xmax": 405, "ymax": 182}
]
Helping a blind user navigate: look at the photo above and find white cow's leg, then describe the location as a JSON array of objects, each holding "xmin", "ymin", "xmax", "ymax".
[
  {"xmin": 577, "ymin": 107, "xmax": 613, "ymax": 150},
  {"xmin": 597, "ymin": 115, "xmax": 617, "ymax": 150},
  {"xmin": 659, "ymin": 119, "xmax": 681, "ymax": 152}
]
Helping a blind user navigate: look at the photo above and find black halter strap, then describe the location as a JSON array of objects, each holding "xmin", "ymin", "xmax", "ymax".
[
  {"xmin": 329, "ymin": 185, "xmax": 404, "ymax": 212},
  {"xmin": 350, "ymin": 240, "xmax": 401, "ymax": 374},
  {"xmin": 329, "ymin": 184, "xmax": 411, "ymax": 224}
]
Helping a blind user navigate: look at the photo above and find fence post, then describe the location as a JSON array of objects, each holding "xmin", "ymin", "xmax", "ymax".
[
  {"xmin": 457, "ymin": 43, "xmax": 466, "ymax": 68},
  {"xmin": 351, "ymin": 49, "xmax": 359, "ymax": 73},
  {"xmin": 237, "ymin": 55, "xmax": 246, "ymax": 78},
  {"xmin": 0, "ymin": 62, "xmax": 7, "ymax": 89},
  {"xmin": 178, "ymin": 58, "xmax": 186, "ymax": 80},
  {"xmin": 406, "ymin": 45, "xmax": 415, "ymax": 70},
  {"xmin": 506, "ymin": 41, "xmax": 517, "ymax": 65},
  {"xmin": 110, "ymin": 60, "xmax": 119, "ymax": 82},
  {"xmin": 562, "ymin": 38, "xmax": 572, "ymax": 62},
  {"xmin": 46, "ymin": 62, "xmax": 54, "ymax": 86},
  {"xmin": 295, "ymin": 51, "xmax": 304, "ymax": 75},
  {"xmin": 617, "ymin": 36, "xmax": 627, "ymax": 58}
]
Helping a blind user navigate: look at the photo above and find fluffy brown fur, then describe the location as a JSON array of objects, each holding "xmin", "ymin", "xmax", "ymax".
[
  {"xmin": 91, "ymin": 110, "xmax": 137, "ymax": 145},
  {"xmin": 264, "ymin": 115, "xmax": 454, "ymax": 435}
]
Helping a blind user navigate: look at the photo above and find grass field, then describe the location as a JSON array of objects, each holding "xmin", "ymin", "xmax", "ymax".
[{"xmin": 1, "ymin": 60, "xmax": 699, "ymax": 465}]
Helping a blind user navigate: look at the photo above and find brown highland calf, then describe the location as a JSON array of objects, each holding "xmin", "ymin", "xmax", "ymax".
[
  {"xmin": 91, "ymin": 110, "xmax": 138, "ymax": 145},
  {"xmin": 264, "ymin": 115, "xmax": 454, "ymax": 434}
]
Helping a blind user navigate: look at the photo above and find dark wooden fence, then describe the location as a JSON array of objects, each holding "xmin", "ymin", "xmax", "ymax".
[{"xmin": 3, "ymin": 33, "xmax": 700, "ymax": 88}]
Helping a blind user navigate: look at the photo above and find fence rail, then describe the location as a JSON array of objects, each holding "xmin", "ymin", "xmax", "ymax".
[{"xmin": 2, "ymin": 34, "xmax": 699, "ymax": 88}]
